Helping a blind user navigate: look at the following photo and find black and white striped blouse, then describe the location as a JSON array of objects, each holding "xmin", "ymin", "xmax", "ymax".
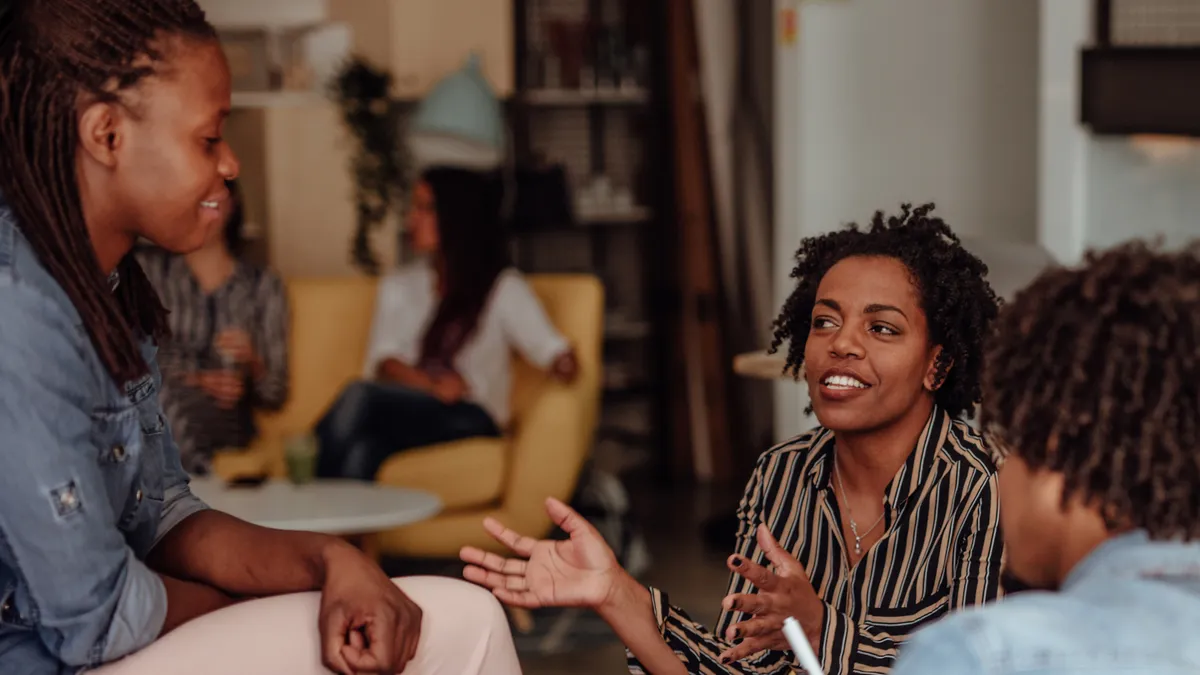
[
  {"xmin": 136, "ymin": 248, "xmax": 289, "ymax": 468},
  {"xmin": 630, "ymin": 407, "xmax": 1003, "ymax": 675}
]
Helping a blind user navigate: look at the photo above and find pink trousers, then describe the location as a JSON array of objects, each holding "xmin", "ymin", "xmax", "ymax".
[{"xmin": 93, "ymin": 576, "xmax": 522, "ymax": 675}]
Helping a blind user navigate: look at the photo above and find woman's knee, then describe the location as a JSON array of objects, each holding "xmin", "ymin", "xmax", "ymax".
[{"xmin": 393, "ymin": 576, "xmax": 508, "ymax": 632}]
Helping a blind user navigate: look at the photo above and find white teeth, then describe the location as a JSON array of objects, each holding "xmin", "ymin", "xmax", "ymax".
[
  {"xmin": 200, "ymin": 200, "xmax": 219, "ymax": 209},
  {"xmin": 823, "ymin": 374, "xmax": 869, "ymax": 389}
]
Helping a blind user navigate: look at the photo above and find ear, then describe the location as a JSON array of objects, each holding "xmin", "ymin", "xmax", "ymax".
[
  {"xmin": 924, "ymin": 345, "xmax": 952, "ymax": 391},
  {"xmin": 77, "ymin": 101, "xmax": 123, "ymax": 168}
]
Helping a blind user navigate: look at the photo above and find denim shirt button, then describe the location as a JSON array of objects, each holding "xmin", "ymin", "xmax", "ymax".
[
  {"xmin": 58, "ymin": 489, "xmax": 78, "ymax": 510},
  {"xmin": 112, "ymin": 445, "xmax": 126, "ymax": 461}
]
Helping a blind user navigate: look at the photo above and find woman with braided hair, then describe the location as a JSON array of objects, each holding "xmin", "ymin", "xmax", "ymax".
[
  {"xmin": 462, "ymin": 203, "xmax": 1005, "ymax": 674},
  {"xmin": 0, "ymin": 2, "xmax": 520, "ymax": 674},
  {"xmin": 894, "ymin": 242, "xmax": 1200, "ymax": 674}
]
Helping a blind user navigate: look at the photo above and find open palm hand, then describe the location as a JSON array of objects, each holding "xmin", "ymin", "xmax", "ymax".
[{"xmin": 460, "ymin": 497, "xmax": 622, "ymax": 610}]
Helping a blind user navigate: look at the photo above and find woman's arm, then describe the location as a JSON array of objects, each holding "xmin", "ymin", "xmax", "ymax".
[
  {"xmin": 623, "ymin": 456, "xmax": 797, "ymax": 674},
  {"xmin": 375, "ymin": 357, "xmax": 434, "ymax": 390},
  {"xmin": 816, "ymin": 474, "xmax": 1003, "ymax": 675},
  {"xmin": 0, "ymin": 287, "xmax": 170, "ymax": 668},
  {"xmin": 497, "ymin": 271, "xmax": 572, "ymax": 373},
  {"xmin": 362, "ymin": 273, "xmax": 424, "ymax": 380},
  {"xmin": 147, "ymin": 509, "xmax": 350, "ymax": 597}
]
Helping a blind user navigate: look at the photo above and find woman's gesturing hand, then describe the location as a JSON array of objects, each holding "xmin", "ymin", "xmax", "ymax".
[{"xmin": 459, "ymin": 497, "xmax": 626, "ymax": 611}]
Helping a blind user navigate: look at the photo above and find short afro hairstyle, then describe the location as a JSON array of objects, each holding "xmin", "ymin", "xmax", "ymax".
[
  {"xmin": 770, "ymin": 203, "xmax": 999, "ymax": 419},
  {"xmin": 981, "ymin": 241, "xmax": 1200, "ymax": 540}
]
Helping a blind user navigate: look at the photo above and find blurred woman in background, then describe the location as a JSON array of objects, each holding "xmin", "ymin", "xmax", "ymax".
[
  {"xmin": 139, "ymin": 179, "xmax": 289, "ymax": 475},
  {"xmin": 316, "ymin": 166, "xmax": 578, "ymax": 481}
]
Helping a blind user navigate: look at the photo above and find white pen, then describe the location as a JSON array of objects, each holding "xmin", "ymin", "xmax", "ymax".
[{"xmin": 782, "ymin": 616, "xmax": 825, "ymax": 675}]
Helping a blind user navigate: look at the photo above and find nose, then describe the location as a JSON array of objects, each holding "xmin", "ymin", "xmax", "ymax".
[
  {"xmin": 219, "ymin": 143, "xmax": 241, "ymax": 181},
  {"xmin": 829, "ymin": 326, "xmax": 864, "ymax": 360}
]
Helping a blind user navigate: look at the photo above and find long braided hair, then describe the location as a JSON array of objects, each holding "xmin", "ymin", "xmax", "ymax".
[
  {"xmin": 982, "ymin": 242, "xmax": 1200, "ymax": 539},
  {"xmin": 0, "ymin": 0, "xmax": 216, "ymax": 384}
]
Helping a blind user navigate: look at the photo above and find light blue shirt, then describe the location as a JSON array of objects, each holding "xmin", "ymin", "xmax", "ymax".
[
  {"xmin": 0, "ymin": 199, "xmax": 208, "ymax": 673},
  {"xmin": 893, "ymin": 530, "xmax": 1200, "ymax": 674}
]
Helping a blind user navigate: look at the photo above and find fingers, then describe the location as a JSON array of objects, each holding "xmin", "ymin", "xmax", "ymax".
[
  {"xmin": 459, "ymin": 547, "xmax": 528, "ymax": 576},
  {"xmin": 320, "ymin": 607, "xmax": 354, "ymax": 675},
  {"xmin": 756, "ymin": 524, "xmax": 803, "ymax": 575},
  {"xmin": 726, "ymin": 616, "xmax": 781, "ymax": 641},
  {"xmin": 728, "ymin": 554, "xmax": 778, "ymax": 592},
  {"xmin": 346, "ymin": 618, "xmax": 396, "ymax": 675},
  {"xmin": 342, "ymin": 645, "xmax": 387, "ymax": 674},
  {"xmin": 718, "ymin": 635, "xmax": 782, "ymax": 665},
  {"xmin": 722, "ymin": 592, "xmax": 770, "ymax": 616},
  {"xmin": 462, "ymin": 564, "xmax": 529, "ymax": 592},
  {"xmin": 491, "ymin": 587, "xmax": 544, "ymax": 609},
  {"xmin": 395, "ymin": 609, "xmax": 421, "ymax": 673},
  {"xmin": 480, "ymin": 518, "xmax": 538, "ymax": 557}
]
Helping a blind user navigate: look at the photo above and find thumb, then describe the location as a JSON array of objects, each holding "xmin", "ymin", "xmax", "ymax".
[
  {"xmin": 756, "ymin": 524, "xmax": 802, "ymax": 575},
  {"xmin": 546, "ymin": 497, "xmax": 595, "ymax": 538}
]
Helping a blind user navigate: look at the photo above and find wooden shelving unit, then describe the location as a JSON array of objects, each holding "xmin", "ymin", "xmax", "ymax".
[{"xmin": 510, "ymin": 0, "xmax": 672, "ymax": 474}]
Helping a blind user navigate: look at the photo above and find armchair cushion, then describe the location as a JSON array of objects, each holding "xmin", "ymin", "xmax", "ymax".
[{"xmin": 374, "ymin": 436, "xmax": 508, "ymax": 510}]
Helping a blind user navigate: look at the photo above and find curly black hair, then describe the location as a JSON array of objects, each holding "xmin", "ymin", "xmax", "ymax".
[
  {"xmin": 770, "ymin": 203, "xmax": 999, "ymax": 419},
  {"xmin": 981, "ymin": 242, "xmax": 1200, "ymax": 540}
]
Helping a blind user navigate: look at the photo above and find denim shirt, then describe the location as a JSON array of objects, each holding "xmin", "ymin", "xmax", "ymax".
[
  {"xmin": 893, "ymin": 530, "xmax": 1200, "ymax": 674},
  {"xmin": 0, "ymin": 202, "xmax": 209, "ymax": 674}
]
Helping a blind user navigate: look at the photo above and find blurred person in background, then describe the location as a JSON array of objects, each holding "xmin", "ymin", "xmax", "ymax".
[
  {"xmin": 138, "ymin": 179, "xmax": 289, "ymax": 476},
  {"xmin": 316, "ymin": 166, "xmax": 578, "ymax": 481},
  {"xmin": 893, "ymin": 243, "xmax": 1200, "ymax": 675},
  {"xmin": 461, "ymin": 204, "xmax": 1005, "ymax": 675}
]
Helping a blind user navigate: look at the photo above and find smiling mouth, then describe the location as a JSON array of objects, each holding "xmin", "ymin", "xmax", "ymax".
[
  {"xmin": 200, "ymin": 200, "xmax": 220, "ymax": 209},
  {"xmin": 822, "ymin": 374, "xmax": 871, "ymax": 390}
]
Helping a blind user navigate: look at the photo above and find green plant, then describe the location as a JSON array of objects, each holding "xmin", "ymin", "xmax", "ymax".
[{"xmin": 330, "ymin": 57, "xmax": 410, "ymax": 274}]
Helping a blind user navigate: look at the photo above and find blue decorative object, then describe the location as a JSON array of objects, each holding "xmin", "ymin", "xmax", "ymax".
[{"xmin": 408, "ymin": 53, "xmax": 506, "ymax": 171}]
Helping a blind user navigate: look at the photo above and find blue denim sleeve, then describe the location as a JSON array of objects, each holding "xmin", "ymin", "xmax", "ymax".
[
  {"xmin": 0, "ymin": 285, "xmax": 167, "ymax": 667},
  {"xmin": 891, "ymin": 618, "xmax": 987, "ymax": 675},
  {"xmin": 146, "ymin": 355, "xmax": 209, "ymax": 550}
]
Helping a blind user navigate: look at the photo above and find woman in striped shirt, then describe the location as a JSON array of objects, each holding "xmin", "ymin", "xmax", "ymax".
[
  {"xmin": 138, "ymin": 180, "xmax": 289, "ymax": 475},
  {"xmin": 461, "ymin": 203, "xmax": 1005, "ymax": 674}
]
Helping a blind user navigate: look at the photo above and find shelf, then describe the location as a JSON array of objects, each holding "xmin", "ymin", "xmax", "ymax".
[
  {"xmin": 578, "ymin": 206, "xmax": 653, "ymax": 224},
  {"xmin": 232, "ymin": 91, "xmax": 329, "ymax": 109},
  {"xmin": 524, "ymin": 88, "xmax": 650, "ymax": 106},
  {"xmin": 202, "ymin": 0, "xmax": 329, "ymax": 32},
  {"xmin": 605, "ymin": 315, "xmax": 652, "ymax": 340}
]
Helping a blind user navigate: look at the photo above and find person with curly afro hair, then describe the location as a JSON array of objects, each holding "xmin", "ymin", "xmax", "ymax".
[
  {"xmin": 894, "ymin": 241, "xmax": 1200, "ymax": 675},
  {"xmin": 458, "ymin": 203, "xmax": 1005, "ymax": 675}
]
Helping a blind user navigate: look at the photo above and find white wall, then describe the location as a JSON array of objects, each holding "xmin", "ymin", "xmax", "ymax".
[
  {"xmin": 1039, "ymin": 0, "xmax": 1200, "ymax": 264},
  {"xmin": 772, "ymin": 0, "xmax": 1041, "ymax": 440}
]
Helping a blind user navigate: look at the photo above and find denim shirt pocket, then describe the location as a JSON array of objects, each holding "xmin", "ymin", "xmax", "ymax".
[{"xmin": 91, "ymin": 405, "xmax": 147, "ymax": 533}]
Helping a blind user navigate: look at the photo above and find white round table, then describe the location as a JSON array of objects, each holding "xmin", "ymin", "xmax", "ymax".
[{"xmin": 190, "ymin": 478, "xmax": 442, "ymax": 536}]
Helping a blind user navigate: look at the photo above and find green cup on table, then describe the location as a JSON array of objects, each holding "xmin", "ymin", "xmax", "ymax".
[{"xmin": 284, "ymin": 434, "xmax": 318, "ymax": 485}]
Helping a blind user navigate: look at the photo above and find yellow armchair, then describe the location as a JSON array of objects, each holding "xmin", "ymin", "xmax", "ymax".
[{"xmin": 213, "ymin": 274, "xmax": 604, "ymax": 559}]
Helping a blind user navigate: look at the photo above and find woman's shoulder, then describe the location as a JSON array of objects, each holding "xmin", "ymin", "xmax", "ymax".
[
  {"xmin": 942, "ymin": 417, "xmax": 1000, "ymax": 477},
  {"xmin": 379, "ymin": 261, "xmax": 433, "ymax": 291},
  {"xmin": 756, "ymin": 425, "xmax": 833, "ymax": 473}
]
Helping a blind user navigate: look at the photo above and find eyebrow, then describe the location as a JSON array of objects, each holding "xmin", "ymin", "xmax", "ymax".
[
  {"xmin": 814, "ymin": 298, "xmax": 908, "ymax": 320},
  {"xmin": 865, "ymin": 303, "xmax": 907, "ymax": 319}
]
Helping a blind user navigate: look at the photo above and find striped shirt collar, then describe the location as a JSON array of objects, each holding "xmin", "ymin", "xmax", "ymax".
[{"xmin": 805, "ymin": 405, "xmax": 952, "ymax": 510}]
